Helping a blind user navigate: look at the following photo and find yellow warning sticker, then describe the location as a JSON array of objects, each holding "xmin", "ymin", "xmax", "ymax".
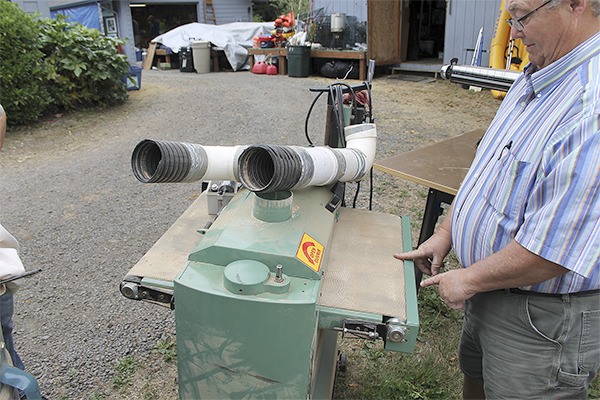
[{"xmin": 296, "ymin": 233, "xmax": 324, "ymax": 272}]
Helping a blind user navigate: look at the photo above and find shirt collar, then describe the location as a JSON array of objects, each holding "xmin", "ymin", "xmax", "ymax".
[{"xmin": 523, "ymin": 31, "xmax": 600, "ymax": 96}]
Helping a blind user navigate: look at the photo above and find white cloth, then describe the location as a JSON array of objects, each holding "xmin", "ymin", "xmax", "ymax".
[
  {"xmin": 151, "ymin": 21, "xmax": 275, "ymax": 71},
  {"xmin": 0, "ymin": 223, "xmax": 25, "ymax": 293}
]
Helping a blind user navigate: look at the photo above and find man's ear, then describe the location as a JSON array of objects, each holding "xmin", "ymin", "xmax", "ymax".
[{"xmin": 567, "ymin": 0, "xmax": 586, "ymax": 15}]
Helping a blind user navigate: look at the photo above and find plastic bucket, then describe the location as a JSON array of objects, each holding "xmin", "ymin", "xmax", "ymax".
[
  {"xmin": 191, "ymin": 41, "xmax": 211, "ymax": 74},
  {"xmin": 123, "ymin": 66, "xmax": 142, "ymax": 90},
  {"xmin": 287, "ymin": 45, "xmax": 311, "ymax": 77}
]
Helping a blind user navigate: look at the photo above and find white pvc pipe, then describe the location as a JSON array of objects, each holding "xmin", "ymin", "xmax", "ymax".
[
  {"xmin": 237, "ymin": 123, "xmax": 377, "ymax": 192},
  {"xmin": 345, "ymin": 123, "xmax": 377, "ymax": 168},
  {"xmin": 184, "ymin": 144, "xmax": 248, "ymax": 182},
  {"xmin": 299, "ymin": 123, "xmax": 377, "ymax": 187},
  {"xmin": 303, "ymin": 146, "xmax": 341, "ymax": 187}
]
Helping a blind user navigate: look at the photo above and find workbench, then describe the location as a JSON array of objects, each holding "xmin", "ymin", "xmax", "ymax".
[
  {"xmin": 247, "ymin": 47, "xmax": 368, "ymax": 80},
  {"xmin": 374, "ymin": 129, "xmax": 484, "ymax": 285},
  {"xmin": 310, "ymin": 49, "xmax": 367, "ymax": 81},
  {"xmin": 143, "ymin": 43, "xmax": 172, "ymax": 70},
  {"xmin": 143, "ymin": 42, "xmax": 223, "ymax": 71}
]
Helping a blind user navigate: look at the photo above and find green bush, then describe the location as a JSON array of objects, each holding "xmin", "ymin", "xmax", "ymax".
[
  {"xmin": 39, "ymin": 15, "xmax": 130, "ymax": 111},
  {"xmin": 0, "ymin": 0, "xmax": 52, "ymax": 125},
  {"xmin": 0, "ymin": 1, "xmax": 131, "ymax": 125}
]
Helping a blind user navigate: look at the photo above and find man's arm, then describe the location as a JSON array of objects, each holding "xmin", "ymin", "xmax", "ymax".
[
  {"xmin": 0, "ymin": 105, "xmax": 6, "ymax": 150},
  {"xmin": 422, "ymin": 240, "xmax": 568, "ymax": 309}
]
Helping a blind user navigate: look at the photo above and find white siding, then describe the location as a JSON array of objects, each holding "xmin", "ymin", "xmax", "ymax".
[
  {"xmin": 312, "ymin": 0, "xmax": 368, "ymax": 21},
  {"xmin": 116, "ymin": 0, "xmax": 136, "ymax": 63},
  {"xmin": 313, "ymin": 0, "xmax": 503, "ymax": 67},
  {"xmin": 12, "ymin": 0, "xmax": 51, "ymax": 17},
  {"xmin": 443, "ymin": 0, "xmax": 502, "ymax": 65},
  {"xmin": 201, "ymin": 0, "xmax": 252, "ymax": 24}
]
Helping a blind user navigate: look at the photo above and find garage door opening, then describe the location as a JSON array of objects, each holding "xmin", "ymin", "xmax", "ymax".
[
  {"xmin": 406, "ymin": 0, "xmax": 446, "ymax": 61},
  {"xmin": 131, "ymin": 3, "xmax": 198, "ymax": 48}
]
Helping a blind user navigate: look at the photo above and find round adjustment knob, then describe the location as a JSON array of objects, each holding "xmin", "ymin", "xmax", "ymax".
[{"xmin": 223, "ymin": 259, "xmax": 270, "ymax": 295}]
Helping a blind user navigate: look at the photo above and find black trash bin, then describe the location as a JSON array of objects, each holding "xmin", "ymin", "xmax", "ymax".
[
  {"xmin": 287, "ymin": 45, "xmax": 311, "ymax": 77},
  {"xmin": 179, "ymin": 46, "xmax": 195, "ymax": 72}
]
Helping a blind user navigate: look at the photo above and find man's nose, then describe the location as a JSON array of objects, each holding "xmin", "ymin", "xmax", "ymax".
[{"xmin": 510, "ymin": 24, "xmax": 524, "ymax": 38}]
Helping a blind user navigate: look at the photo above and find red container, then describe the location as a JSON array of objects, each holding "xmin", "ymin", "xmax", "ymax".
[
  {"xmin": 252, "ymin": 62, "xmax": 267, "ymax": 74},
  {"xmin": 266, "ymin": 64, "xmax": 278, "ymax": 75}
]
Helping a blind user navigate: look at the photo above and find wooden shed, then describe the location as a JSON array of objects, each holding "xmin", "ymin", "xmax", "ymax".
[{"xmin": 313, "ymin": 0, "xmax": 503, "ymax": 74}]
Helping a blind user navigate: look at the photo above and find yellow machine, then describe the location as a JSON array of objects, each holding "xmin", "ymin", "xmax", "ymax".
[{"xmin": 489, "ymin": 0, "xmax": 530, "ymax": 99}]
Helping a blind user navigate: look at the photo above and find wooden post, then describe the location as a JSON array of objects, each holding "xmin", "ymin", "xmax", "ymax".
[{"xmin": 143, "ymin": 42, "xmax": 157, "ymax": 70}]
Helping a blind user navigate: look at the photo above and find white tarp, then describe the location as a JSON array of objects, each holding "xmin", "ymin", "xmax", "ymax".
[{"xmin": 151, "ymin": 22, "xmax": 275, "ymax": 71}]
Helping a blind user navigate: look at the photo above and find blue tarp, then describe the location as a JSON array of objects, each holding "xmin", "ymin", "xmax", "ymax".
[{"xmin": 51, "ymin": 3, "xmax": 101, "ymax": 31}]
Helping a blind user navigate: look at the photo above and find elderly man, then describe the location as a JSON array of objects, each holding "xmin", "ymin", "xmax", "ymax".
[{"xmin": 395, "ymin": 0, "xmax": 600, "ymax": 398}]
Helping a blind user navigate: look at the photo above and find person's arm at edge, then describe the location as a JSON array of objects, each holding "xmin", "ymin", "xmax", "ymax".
[{"xmin": 0, "ymin": 105, "xmax": 6, "ymax": 150}]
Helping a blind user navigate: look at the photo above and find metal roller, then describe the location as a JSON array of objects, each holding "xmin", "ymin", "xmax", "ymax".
[{"xmin": 440, "ymin": 58, "xmax": 520, "ymax": 92}]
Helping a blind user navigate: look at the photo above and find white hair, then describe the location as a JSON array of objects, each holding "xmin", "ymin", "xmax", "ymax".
[
  {"xmin": 591, "ymin": 0, "xmax": 600, "ymax": 17},
  {"xmin": 549, "ymin": 0, "xmax": 600, "ymax": 17}
]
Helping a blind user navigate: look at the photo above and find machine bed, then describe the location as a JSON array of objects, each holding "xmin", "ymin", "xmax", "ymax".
[{"xmin": 124, "ymin": 190, "xmax": 411, "ymax": 322}]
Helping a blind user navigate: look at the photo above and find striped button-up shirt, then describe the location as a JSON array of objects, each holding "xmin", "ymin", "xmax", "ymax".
[{"xmin": 451, "ymin": 31, "xmax": 600, "ymax": 294}]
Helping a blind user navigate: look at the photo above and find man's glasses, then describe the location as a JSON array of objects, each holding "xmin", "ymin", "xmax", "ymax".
[{"xmin": 506, "ymin": 0, "xmax": 554, "ymax": 31}]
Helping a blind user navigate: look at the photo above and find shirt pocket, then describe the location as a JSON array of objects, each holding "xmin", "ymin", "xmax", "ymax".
[{"xmin": 481, "ymin": 151, "xmax": 534, "ymax": 220}]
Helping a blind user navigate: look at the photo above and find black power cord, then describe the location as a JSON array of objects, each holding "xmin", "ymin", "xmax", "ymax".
[{"xmin": 304, "ymin": 80, "xmax": 374, "ymax": 210}]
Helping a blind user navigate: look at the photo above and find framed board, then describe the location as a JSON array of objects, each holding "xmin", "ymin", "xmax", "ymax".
[{"xmin": 105, "ymin": 17, "xmax": 117, "ymax": 34}]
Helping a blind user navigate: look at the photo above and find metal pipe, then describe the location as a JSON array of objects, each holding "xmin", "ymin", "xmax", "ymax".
[{"xmin": 440, "ymin": 61, "xmax": 520, "ymax": 92}]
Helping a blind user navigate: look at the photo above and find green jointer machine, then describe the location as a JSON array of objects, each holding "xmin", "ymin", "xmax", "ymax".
[{"xmin": 121, "ymin": 82, "xmax": 419, "ymax": 399}]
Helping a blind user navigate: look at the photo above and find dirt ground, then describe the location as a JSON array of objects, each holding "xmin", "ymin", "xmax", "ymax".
[{"xmin": 0, "ymin": 69, "xmax": 500, "ymax": 399}]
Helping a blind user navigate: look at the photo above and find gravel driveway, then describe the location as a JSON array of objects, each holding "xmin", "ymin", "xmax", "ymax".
[{"xmin": 0, "ymin": 69, "xmax": 498, "ymax": 399}]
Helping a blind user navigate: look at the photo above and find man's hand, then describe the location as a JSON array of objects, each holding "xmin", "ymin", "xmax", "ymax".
[
  {"xmin": 394, "ymin": 227, "xmax": 452, "ymax": 276},
  {"xmin": 421, "ymin": 269, "xmax": 476, "ymax": 309},
  {"xmin": 419, "ymin": 240, "xmax": 570, "ymax": 310}
]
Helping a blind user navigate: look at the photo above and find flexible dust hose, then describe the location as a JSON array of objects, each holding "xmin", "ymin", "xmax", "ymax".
[
  {"xmin": 131, "ymin": 139, "xmax": 246, "ymax": 183},
  {"xmin": 238, "ymin": 123, "xmax": 377, "ymax": 193},
  {"xmin": 131, "ymin": 123, "xmax": 376, "ymax": 192}
]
